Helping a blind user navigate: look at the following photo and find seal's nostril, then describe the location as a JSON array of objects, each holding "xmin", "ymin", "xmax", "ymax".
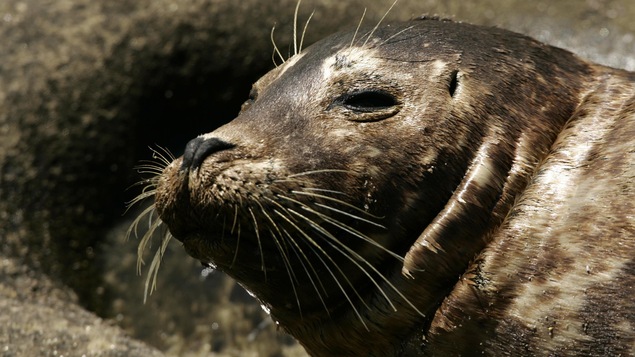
[{"xmin": 180, "ymin": 137, "xmax": 235, "ymax": 172}]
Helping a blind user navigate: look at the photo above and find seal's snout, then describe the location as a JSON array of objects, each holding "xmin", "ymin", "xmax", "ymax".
[{"xmin": 180, "ymin": 137, "xmax": 234, "ymax": 172}]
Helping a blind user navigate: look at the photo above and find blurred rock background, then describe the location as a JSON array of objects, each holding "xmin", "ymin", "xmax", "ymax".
[{"xmin": 1, "ymin": 0, "xmax": 633, "ymax": 356}]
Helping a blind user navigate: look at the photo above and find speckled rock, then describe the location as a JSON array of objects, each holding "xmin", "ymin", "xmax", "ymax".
[{"xmin": 0, "ymin": 257, "xmax": 163, "ymax": 357}]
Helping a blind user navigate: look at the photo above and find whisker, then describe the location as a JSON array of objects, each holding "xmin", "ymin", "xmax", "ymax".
[
  {"xmin": 272, "ymin": 189, "xmax": 396, "ymax": 258},
  {"xmin": 273, "ymin": 208, "xmax": 370, "ymax": 330},
  {"xmin": 230, "ymin": 204, "xmax": 239, "ymax": 235},
  {"xmin": 289, "ymin": 190, "xmax": 384, "ymax": 220},
  {"xmin": 350, "ymin": 7, "xmax": 367, "ymax": 48},
  {"xmin": 299, "ymin": 10, "xmax": 315, "ymax": 54},
  {"xmin": 362, "ymin": 0, "xmax": 399, "ymax": 47},
  {"xmin": 270, "ymin": 177, "xmax": 316, "ymax": 188},
  {"xmin": 282, "ymin": 191, "xmax": 385, "ymax": 228},
  {"xmin": 144, "ymin": 231, "xmax": 172, "ymax": 303},
  {"xmin": 259, "ymin": 199, "xmax": 330, "ymax": 312},
  {"xmin": 293, "ymin": 0, "xmax": 301, "ymax": 56},
  {"xmin": 124, "ymin": 189, "xmax": 156, "ymax": 212},
  {"xmin": 378, "ymin": 25, "xmax": 414, "ymax": 47},
  {"xmin": 272, "ymin": 228, "xmax": 304, "ymax": 317},
  {"xmin": 126, "ymin": 146, "xmax": 175, "ymax": 303},
  {"xmin": 136, "ymin": 214, "xmax": 163, "ymax": 274},
  {"xmin": 287, "ymin": 207, "xmax": 397, "ymax": 312},
  {"xmin": 304, "ymin": 203, "xmax": 401, "ymax": 261},
  {"xmin": 271, "ymin": 25, "xmax": 286, "ymax": 66},
  {"xmin": 149, "ymin": 145, "xmax": 176, "ymax": 165},
  {"xmin": 126, "ymin": 203, "xmax": 156, "ymax": 242},
  {"xmin": 283, "ymin": 228, "xmax": 330, "ymax": 312},
  {"xmin": 134, "ymin": 163, "xmax": 166, "ymax": 176},
  {"xmin": 286, "ymin": 169, "xmax": 351, "ymax": 178},
  {"xmin": 314, "ymin": 202, "xmax": 385, "ymax": 228},
  {"xmin": 258, "ymin": 205, "xmax": 304, "ymax": 316},
  {"xmin": 231, "ymin": 221, "xmax": 241, "ymax": 268},
  {"xmin": 289, "ymin": 207, "xmax": 425, "ymax": 317},
  {"xmin": 296, "ymin": 187, "xmax": 350, "ymax": 197},
  {"xmin": 249, "ymin": 207, "xmax": 266, "ymax": 276}
]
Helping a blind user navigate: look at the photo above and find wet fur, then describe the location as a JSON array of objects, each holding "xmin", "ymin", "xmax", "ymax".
[{"xmin": 130, "ymin": 15, "xmax": 635, "ymax": 357}]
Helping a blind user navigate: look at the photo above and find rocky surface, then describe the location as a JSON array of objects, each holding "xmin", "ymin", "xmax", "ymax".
[{"xmin": 0, "ymin": 257, "xmax": 163, "ymax": 356}]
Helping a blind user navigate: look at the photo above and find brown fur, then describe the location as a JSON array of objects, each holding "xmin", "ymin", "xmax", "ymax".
[{"xmin": 143, "ymin": 19, "xmax": 634, "ymax": 356}]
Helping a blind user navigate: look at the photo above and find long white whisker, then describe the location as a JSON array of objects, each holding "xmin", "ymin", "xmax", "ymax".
[
  {"xmin": 363, "ymin": 0, "xmax": 399, "ymax": 47},
  {"xmin": 293, "ymin": 0, "xmax": 301, "ymax": 56},
  {"xmin": 299, "ymin": 10, "xmax": 315, "ymax": 54},
  {"xmin": 149, "ymin": 145, "xmax": 176, "ymax": 166},
  {"xmin": 282, "ymin": 228, "xmax": 330, "ymax": 312},
  {"xmin": 134, "ymin": 163, "xmax": 166, "ymax": 176},
  {"xmin": 136, "ymin": 213, "xmax": 164, "ymax": 274},
  {"xmin": 124, "ymin": 189, "xmax": 156, "ymax": 211},
  {"xmin": 314, "ymin": 202, "xmax": 385, "ymax": 228},
  {"xmin": 126, "ymin": 204, "xmax": 156, "ymax": 242},
  {"xmin": 271, "ymin": 25, "xmax": 286, "ymax": 66},
  {"xmin": 272, "ymin": 207, "xmax": 370, "ymax": 330},
  {"xmin": 230, "ymin": 204, "xmax": 239, "ymax": 234},
  {"xmin": 231, "ymin": 222, "xmax": 241, "ymax": 268},
  {"xmin": 296, "ymin": 186, "xmax": 350, "ymax": 197},
  {"xmin": 350, "ymin": 7, "xmax": 367, "ymax": 48},
  {"xmin": 378, "ymin": 25, "xmax": 414, "ymax": 47},
  {"xmin": 288, "ymin": 207, "xmax": 425, "ymax": 317},
  {"xmin": 269, "ymin": 226, "xmax": 304, "ymax": 317},
  {"xmin": 258, "ymin": 203, "xmax": 304, "ymax": 316},
  {"xmin": 249, "ymin": 207, "xmax": 266, "ymax": 275},
  {"xmin": 286, "ymin": 169, "xmax": 350, "ymax": 178},
  {"xmin": 260, "ymin": 199, "xmax": 330, "ymax": 311},
  {"xmin": 308, "ymin": 205, "xmax": 401, "ymax": 261},
  {"xmin": 289, "ymin": 190, "xmax": 384, "ymax": 220},
  {"xmin": 284, "ymin": 207, "xmax": 396, "ymax": 310},
  {"xmin": 143, "ymin": 231, "xmax": 172, "ymax": 303}
]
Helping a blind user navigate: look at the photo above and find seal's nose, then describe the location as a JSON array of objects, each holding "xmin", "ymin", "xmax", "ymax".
[{"xmin": 180, "ymin": 137, "xmax": 234, "ymax": 172}]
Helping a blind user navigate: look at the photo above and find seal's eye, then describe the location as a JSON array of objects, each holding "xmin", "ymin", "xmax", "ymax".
[
  {"xmin": 240, "ymin": 88, "xmax": 258, "ymax": 112},
  {"xmin": 341, "ymin": 90, "xmax": 398, "ymax": 112},
  {"xmin": 332, "ymin": 89, "xmax": 401, "ymax": 122},
  {"xmin": 248, "ymin": 88, "xmax": 258, "ymax": 102}
]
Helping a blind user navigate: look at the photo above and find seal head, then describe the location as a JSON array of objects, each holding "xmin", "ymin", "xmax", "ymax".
[{"xmin": 149, "ymin": 18, "xmax": 634, "ymax": 356}]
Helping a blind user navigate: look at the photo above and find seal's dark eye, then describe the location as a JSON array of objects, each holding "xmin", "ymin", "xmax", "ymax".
[
  {"xmin": 341, "ymin": 90, "xmax": 398, "ymax": 112},
  {"xmin": 330, "ymin": 89, "xmax": 401, "ymax": 122},
  {"xmin": 240, "ymin": 88, "xmax": 258, "ymax": 112},
  {"xmin": 248, "ymin": 88, "xmax": 258, "ymax": 101}
]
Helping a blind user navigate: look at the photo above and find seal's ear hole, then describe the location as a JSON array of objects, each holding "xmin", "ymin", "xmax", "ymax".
[
  {"xmin": 449, "ymin": 70, "xmax": 459, "ymax": 97},
  {"xmin": 341, "ymin": 90, "xmax": 398, "ymax": 112}
]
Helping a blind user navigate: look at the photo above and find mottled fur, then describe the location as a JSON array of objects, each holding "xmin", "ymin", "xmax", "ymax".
[{"xmin": 140, "ymin": 19, "xmax": 634, "ymax": 356}]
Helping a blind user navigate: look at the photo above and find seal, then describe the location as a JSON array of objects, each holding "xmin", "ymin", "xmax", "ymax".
[{"xmin": 133, "ymin": 17, "xmax": 635, "ymax": 356}]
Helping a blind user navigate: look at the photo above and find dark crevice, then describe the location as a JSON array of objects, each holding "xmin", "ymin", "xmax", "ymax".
[{"xmin": 449, "ymin": 70, "xmax": 459, "ymax": 97}]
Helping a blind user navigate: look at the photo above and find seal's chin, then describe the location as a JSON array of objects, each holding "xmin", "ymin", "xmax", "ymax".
[
  {"xmin": 186, "ymin": 237, "xmax": 267, "ymax": 272},
  {"xmin": 164, "ymin": 202, "xmax": 406, "ymax": 318}
]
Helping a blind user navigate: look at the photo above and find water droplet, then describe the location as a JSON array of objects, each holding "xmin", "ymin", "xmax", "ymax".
[{"xmin": 200, "ymin": 262, "xmax": 217, "ymax": 279}]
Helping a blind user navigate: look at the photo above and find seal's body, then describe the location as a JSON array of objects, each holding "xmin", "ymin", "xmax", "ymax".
[{"xmin": 145, "ymin": 19, "xmax": 634, "ymax": 356}]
